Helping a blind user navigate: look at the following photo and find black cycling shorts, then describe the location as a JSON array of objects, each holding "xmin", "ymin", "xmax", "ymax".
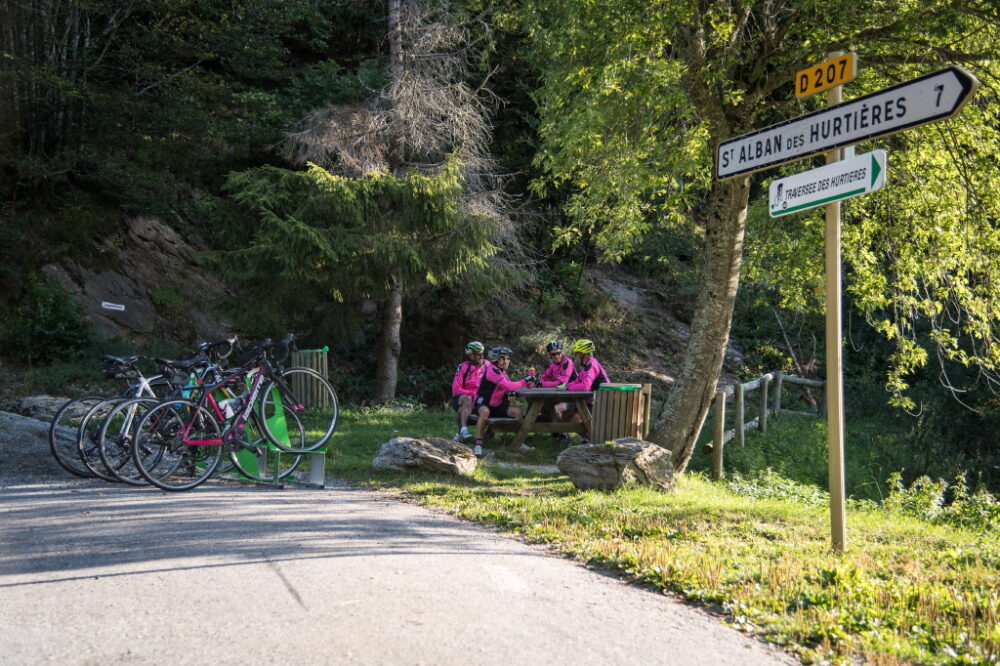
[{"xmin": 483, "ymin": 403, "xmax": 513, "ymax": 418}]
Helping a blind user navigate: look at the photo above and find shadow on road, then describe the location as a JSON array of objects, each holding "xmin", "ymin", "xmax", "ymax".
[{"xmin": 0, "ymin": 479, "xmax": 526, "ymax": 586}]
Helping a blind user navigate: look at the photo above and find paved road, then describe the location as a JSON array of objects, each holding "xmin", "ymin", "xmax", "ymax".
[{"xmin": 0, "ymin": 476, "xmax": 797, "ymax": 665}]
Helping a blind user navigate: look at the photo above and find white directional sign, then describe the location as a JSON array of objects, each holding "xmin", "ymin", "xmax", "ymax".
[
  {"xmin": 769, "ymin": 150, "xmax": 886, "ymax": 217},
  {"xmin": 717, "ymin": 66, "xmax": 978, "ymax": 180},
  {"xmin": 101, "ymin": 301, "xmax": 125, "ymax": 312}
]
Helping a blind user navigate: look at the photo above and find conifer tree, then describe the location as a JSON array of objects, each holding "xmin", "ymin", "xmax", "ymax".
[{"xmin": 232, "ymin": 0, "xmax": 516, "ymax": 401}]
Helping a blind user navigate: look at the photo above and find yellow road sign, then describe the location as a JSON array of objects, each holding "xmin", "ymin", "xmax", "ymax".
[{"xmin": 796, "ymin": 52, "xmax": 856, "ymax": 99}]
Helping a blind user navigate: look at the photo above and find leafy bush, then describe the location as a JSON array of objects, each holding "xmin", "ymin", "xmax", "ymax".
[
  {"xmin": 886, "ymin": 472, "xmax": 1000, "ymax": 532},
  {"xmin": 1, "ymin": 274, "xmax": 92, "ymax": 364}
]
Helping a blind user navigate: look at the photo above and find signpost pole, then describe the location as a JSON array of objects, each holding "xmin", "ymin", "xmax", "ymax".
[{"xmin": 825, "ymin": 52, "xmax": 848, "ymax": 553}]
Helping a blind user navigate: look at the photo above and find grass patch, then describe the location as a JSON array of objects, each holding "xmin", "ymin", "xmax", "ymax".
[{"xmin": 326, "ymin": 405, "xmax": 1000, "ymax": 666}]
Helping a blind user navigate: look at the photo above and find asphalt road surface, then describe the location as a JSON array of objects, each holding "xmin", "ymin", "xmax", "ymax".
[{"xmin": 0, "ymin": 476, "xmax": 798, "ymax": 665}]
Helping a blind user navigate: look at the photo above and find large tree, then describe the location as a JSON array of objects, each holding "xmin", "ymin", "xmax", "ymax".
[
  {"xmin": 279, "ymin": 0, "xmax": 517, "ymax": 402},
  {"xmin": 520, "ymin": 0, "xmax": 1000, "ymax": 472}
]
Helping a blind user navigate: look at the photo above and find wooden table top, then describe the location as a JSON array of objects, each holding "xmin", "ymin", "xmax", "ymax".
[{"xmin": 515, "ymin": 388, "xmax": 595, "ymax": 399}]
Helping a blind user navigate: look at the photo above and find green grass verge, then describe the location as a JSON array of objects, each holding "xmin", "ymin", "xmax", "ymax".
[{"xmin": 326, "ymin": 405, "xmax": 999, "ymax": 665}]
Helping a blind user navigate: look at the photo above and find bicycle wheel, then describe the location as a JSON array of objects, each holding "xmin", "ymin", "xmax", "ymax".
[
  {"xmin": 97, "ymin": 398, "xmax": 161, "ymax": 486},
  {"xmin": 132, "ymin": 399, "xmax": 224, "ymax": 491},
  {"xmin": 221, "ymin": 412, "xmax": 304, "ymax": 481},
  {"xmin": 77, "ymin": 398, "xmax": 127, "ymax": 482},
  {"xmin": 258, "ymin": 367, "xmax": 338, "ymax": 452},
  {"xmin": 49, "ymin": 395, "xmax": 107, "ymax": 478}
]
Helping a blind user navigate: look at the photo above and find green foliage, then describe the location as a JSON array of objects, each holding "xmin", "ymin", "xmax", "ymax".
[
  {"xmin": 220, "ymin": 157, "xmax": 499, "ymax": 300},
  {"xmin": 886, "ymin": 472, "xmax": 1000, "ymax": 532},
  {"xmin": 1, "ymin": 274, "xmax": 92, "ymax": 364},
  {"xmin": 520, "ymin": 0, "xmax": 709, "ymax": 262},
  {"xmin": 284, "ymin": 59, "xmax": 387, "ymax": 115},
  {"xmin": 150, "ymin": 285, "xmax": 185, "ymax": 316},
  {"xmin": 521, "ymin": 0, "xmax": 1000, "ymax": 414}
]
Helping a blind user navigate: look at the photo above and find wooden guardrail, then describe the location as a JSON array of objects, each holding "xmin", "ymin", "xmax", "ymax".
[{"xmin": 707, "ymin": 370, "xmax": 825, "ymax": 480}]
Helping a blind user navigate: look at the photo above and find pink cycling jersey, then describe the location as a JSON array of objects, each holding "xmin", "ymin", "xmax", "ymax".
[
  {"xmin": 451, "ymin": 360, "xmax": 488, "ymax": 397},
  {"xmin": 477, "ymin": 364, "xmax": 528, "ymax": 408},
  {"xmin": 539, "ymin": 356, "xmax": 575, "ymax": 387},
  {"xmin": 566, "ymin": 357, "xmax": 609, "ymax": 392}
]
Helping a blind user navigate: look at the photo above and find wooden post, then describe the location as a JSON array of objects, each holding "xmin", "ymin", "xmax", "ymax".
[
  {"xmin": 641, "ymin": 384, "xmax": 652, "ymax": 437},
  {"xmin": 773, "ymin": 370, "xmax": 783, "ymax": 419},
  {"xmin": 759, "ymin": 375, "xmax": 770, "ymax": 433},
  {"xmin": 712, "ymin": 389, "xmax": 725, "ymax": 480},
  {"xmin": 735, "ymin": 383, "xmax": 745, "ymax": 448},
  {"xmin": 825, "ymin": 51, "xmax": 848, "ymax": 553}
]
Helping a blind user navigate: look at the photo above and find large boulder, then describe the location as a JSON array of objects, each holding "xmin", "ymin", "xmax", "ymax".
[
  {"xmin": 372, "ymin": 436, "xmax": 477, "ymax": 477},
  {"xmin": 0, "ymin": 411, "xmax": 66, "ymax": 481},
  {"xmin": 557, "ymin": 438, "xmax": 674, "ymax": 491}
]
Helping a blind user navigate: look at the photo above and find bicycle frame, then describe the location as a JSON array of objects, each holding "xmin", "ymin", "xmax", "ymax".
[{"xmin": 179, "ymin": 354, "xmax": 302, "ymax": 447}]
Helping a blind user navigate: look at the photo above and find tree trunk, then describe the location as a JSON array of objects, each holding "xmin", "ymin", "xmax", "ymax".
[
  {"xmin": 648, "ymin": 175, "xmax": 750, "ymax": 473},
  {"xmin": 372, "ymin": 0, "xmax": 406, "ymax": 404},
  {"xmin": 374, "ymin": 273, "xmax": 404, "ymax": 402},
  {"xmin": 386, "ymin": 0, "xmax": 406, "ymax": 172}
]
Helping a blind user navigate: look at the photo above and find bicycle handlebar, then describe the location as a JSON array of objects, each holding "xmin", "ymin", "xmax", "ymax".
[
  {"xmin": 195, "ymin": 335, "xmax": 239, "ymax": 362},
  {"xmin": 231, "ymin": 333, "xmax": 296, "ymax": 368}
]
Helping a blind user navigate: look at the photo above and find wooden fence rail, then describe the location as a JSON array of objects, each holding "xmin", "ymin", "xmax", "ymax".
[{"xmin": 709, "ymin": 370, "xmax": 825, "ymax": 480}]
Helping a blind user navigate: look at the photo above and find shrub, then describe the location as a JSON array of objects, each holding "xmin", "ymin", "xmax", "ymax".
[
  {"xmin": 885, "ymin": 472, "xmax": 1000, "ymax": 532},
  {"xmin": 1, "ymin": 274, "xmax": 92, "ymax": 364}
]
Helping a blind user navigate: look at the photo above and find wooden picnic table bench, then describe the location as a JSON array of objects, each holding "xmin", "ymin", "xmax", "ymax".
[
  {"xmin": 467, "ymin": 389, "xmax": 594, "ymax": 448},
  {"xmin": 509, "ymin": 388, "xmax": 594, "ymax": 449}
]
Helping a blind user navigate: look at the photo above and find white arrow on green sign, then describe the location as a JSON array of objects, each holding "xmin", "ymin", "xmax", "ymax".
[{"xmin": 769, "ymin": 150, "xmax": 886, "ymax": 217}]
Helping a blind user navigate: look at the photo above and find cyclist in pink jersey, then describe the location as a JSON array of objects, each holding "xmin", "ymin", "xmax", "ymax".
[
  {"xmin": 539, "ymin": 340, "xmax": 575, "ymax": 387},
  {"xmin": 471, "ymin": 346, "xmax": 530, "ymax": 456},
  {"xmin": 540, "ymin": 340, "xmax": 576, "ymax": 430},
  {"xmin": 451, "ymin": 341, "xmax": 488, "ymax": 443},
  {"xmin": 557, "ymin": 338, "xmax": 609, "ymax": 444}
]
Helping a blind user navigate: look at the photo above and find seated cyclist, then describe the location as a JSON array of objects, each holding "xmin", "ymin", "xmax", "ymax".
[
  {"xmin": 451, "ymin": 341, "xmax": 488, "ymax": 443},
  {"xmin": 471, "ymin": 346, "xmax": 529, "ymax": 456},
  {"xmin": 539, "ymin": 340, "xmax": 575, "ymax": 387},
  {"xmin": 539, "ymin": 341, "xmax": 575, "ymax": 427},
  {"xmin": 556, "ymin": 338, "xmax": 609, "ymax": 443}
]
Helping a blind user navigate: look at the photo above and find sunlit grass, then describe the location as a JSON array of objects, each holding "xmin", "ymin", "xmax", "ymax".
[{"xmin": 325, "ymin": 405, "xmax": 1000, "ymax": 665}]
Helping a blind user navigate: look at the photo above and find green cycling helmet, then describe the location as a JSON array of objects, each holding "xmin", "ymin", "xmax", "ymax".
[
  {"xmin": 465, "ymin": 341, "xmax": 485, "ymax": 354},
  {"xmin": 571, "ymin": 339, "xmax": 595, "ymax": 354}
]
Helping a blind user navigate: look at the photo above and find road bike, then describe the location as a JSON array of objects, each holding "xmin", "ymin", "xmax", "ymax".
[
  {"xmin": 48, "ymin": 355, "xmax": 169, "ymax": 478},
  {"xmin": 132, "ymin": 334, "xmax": 337, "ymax": 491}
]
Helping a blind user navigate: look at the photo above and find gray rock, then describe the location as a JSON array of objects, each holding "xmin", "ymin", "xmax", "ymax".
[
  {"xmin": 17, "ymin": 395, "xmax": 72, "ymax": 421},
  {"xmin": 0, "ymin": 411, "xmax": 65, "ymax": 481},
  {"xmin": 724, "ymin": 344, "xmax": 745, "ymax": 370},
  {"xmin": 41, "ymin": 215, "xmax": 232, "ymax": 342},
  {"xmin": 372, "ymin": 436, "xmax": 477, "ymax": 476},
  {"xmin": 557, "ymin": 438, "xmax": 674, "ymax": 491}
]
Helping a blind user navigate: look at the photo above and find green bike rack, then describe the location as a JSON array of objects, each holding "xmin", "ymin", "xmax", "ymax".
[{"xmin": 224, "ymin": 384, "xmax": 327, "ymax": 489}]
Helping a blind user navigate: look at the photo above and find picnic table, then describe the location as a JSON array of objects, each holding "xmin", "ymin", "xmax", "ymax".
[{"xmin": 498, "ymin": 387, "xmax": 594, "ymax": 450}]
